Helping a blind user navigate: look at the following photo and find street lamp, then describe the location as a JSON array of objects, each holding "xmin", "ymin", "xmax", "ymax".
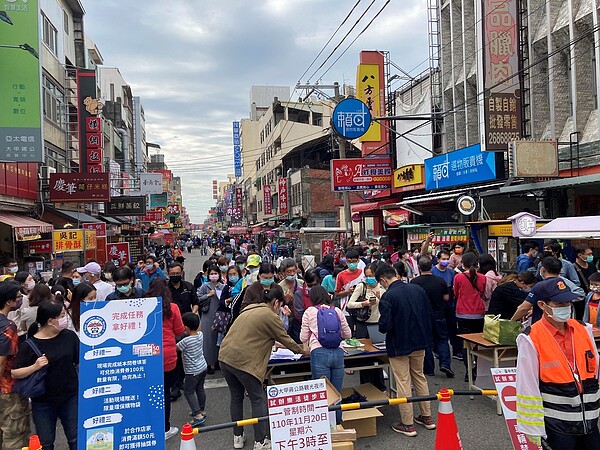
[{"xmin": 0, "ymin": 43, "xmax": 39, "ymax": 59}]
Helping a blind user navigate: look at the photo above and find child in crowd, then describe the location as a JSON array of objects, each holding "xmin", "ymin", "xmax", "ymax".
[
  {"xmin": 583, "ymin": 272, "xmax": 600, "ymax": 326},
  {"xmin": 177, "ymin": 312, "xmax": 208, "ymax": 428}
]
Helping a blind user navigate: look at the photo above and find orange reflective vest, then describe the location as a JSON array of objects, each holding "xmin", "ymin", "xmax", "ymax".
[{"xmin": 528, "ymin": 319, "xmax": 600, "ymax": 435}]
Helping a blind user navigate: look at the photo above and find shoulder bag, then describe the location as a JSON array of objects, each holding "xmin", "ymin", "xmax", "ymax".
[
  {"xmin": 348, "ymin": 282, "xmax": 372, "ymax": 322},
  {"xmin": 13, "ymin": 339, "xmax": 47, "ymax": 398}
]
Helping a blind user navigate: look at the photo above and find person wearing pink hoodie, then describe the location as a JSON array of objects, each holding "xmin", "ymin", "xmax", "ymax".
[{"xmin": 478, "ymin": 254, "xmax": 502, "ymax": 311}]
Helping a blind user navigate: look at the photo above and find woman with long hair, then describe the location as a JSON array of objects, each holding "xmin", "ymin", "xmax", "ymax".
[
  {"xmin": 488, "ymin": 271, "xmax": 536, "ymax": 320},
  {"xmin": 68, "ymin": 282, "xmax": 96, "ymax": 334},
  {"xmin": 145, "ymin": 278, "xmax": 184, "ymax": 440},
  {"xmin": 478, "ymin": 254, "xmax": 502, "ymax": 310},
  {"xmin": 12, "ymin": 301, "xmax": 79, "ymax": 450},
  {"xmin": 11, "ymin": 271, "xmax": 34, "ymax": 340},
  {"xmin": 453, "ymin": 252, "xmax": 487, "ymax": 380},
  {"xmin": 196, "ymin": 265, "xmax": 225, "ymax": 374},
  {"xmin": 20, "ymin": 283, "xmax": 52, "ymax": 335}
]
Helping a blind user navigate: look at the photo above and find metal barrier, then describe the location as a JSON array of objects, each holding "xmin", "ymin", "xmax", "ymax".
[{"xmin": 182, "ymin": 389, "xmax": 498, "ymax": 436}]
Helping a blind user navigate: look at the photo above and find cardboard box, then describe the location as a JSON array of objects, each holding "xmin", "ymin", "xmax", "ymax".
[
  {"xmin": 323, "ymin": 376, "xmax": 342, "ymax": 431},
  {"xmin": 332, "ymin": 442, "xmax": 354, "ymax": 450},
  {"xmin": 331, "ymin": 426, "xmax": 357, "ymax": 442},
  {"xmin": 340, "ymin": 384, "xmax": 388, "ymax": 438}
]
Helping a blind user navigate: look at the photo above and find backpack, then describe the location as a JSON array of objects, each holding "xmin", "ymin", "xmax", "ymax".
[{"xmin": 315, "ymin": 305, "xmax": 342, "ymax": 349}]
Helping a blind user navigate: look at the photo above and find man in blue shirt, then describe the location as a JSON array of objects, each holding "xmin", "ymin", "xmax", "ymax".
[
  {"xmin": 431, "ymin": 250, "xmax": 461, "ymax": 360},
  {"xmin": 135, "ymin": 255, "xmax": 167, "ymax": 291},
  {"xmin": 516, "ymin": 241, "xmax": 538, "ymax": 274}
]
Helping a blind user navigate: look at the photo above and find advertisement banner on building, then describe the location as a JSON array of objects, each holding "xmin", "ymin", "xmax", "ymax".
[
  {"xmin": 0, "ymin": 162, "xmax": 38, "ymax": 200},
  {"xmin": 212, "ymin": 179, "xmax": 218, "ymax": 200},
  {"xmin": 330, "ymin": 158, "xmax": 392, "ymax": 191},
  {"xmin": 106, "ymin": 242, "xmax": 130, "ymax": 265},
  {"xmin": 166, "ymin": 204, "xmax": 180, "ymax": 218},
  {"xmin": 0, "ymin": 0, "xmax": 43, "ymax": 163},
  {"xmin": 142, "ymin": 210, "xmax": 164, "ymax": 222},
  {"xmin": 49, "ymin": 172, "xmax": 110, "ymax": 202},
  {"xmin": 78, "ymin": 297, "xmax": 165, "ymax": 450},
  {"xmin": 263, "ymin": 185, "xmax": 272, "ymax": 215},
  {"xmin": 140, "ymin": 173, "xmax": 163, "ymax": 195},
  {"xmin": 84, "ymin": 229, "xmax": 97, "ymax": 250},
  {"xmin": 383, "ymin": 209, "xmax": 410, "ymax": 228},
  {"xmin": 82, "ymin": 222, "xmax": 107, "ymax": 238},
  {"xmin": 424, "ymin": 144, "xmax": 502, "ymax": 190},
  {"xmin": 393, "ymin": 164, "xmax": 424, "ymax": 189},
  {"xmin": 52, "ymin": 229, "xmax": 84, "ymax": 253},
  {"xmin": 357, "ymin": 51, "xmax": 389, "ymax": 156},
  {"xmin": 105, "ymin": 196, "xmax": 147, "ymax": 216},
  {"xmin": 278, "ymin": 177, "xmax": 288, "ymax": 214},
  {"xmin": 28, "ymin": 240, "xmax": 52, "ymax": 254},
  {"xmin": 96, "ymin": 236, "xmax": 107, "ymax": 265},
  {"xmin": 233, "ymin": 121, "xmax": 242, "ymax": 178},
  {"xmin": 76, "ymin": 69, "xmax": 103, "ymax": 172},
  {"xmin": 149, "ymin": 192, "xmax": 168, "ymax": 208},
  {"xmin": 483, "ymin": 0, "xmax": 522, "ymax": 151}
]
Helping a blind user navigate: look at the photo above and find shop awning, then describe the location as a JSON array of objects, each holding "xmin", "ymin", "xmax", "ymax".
[
  {"xmin": 98, "ymin": 216, "xmax": 121, "ymax": 225},
  {"xmin": 0, "ymin": 213, "xmax": 53, "ymax": 241},
  {"xmin": 47, "ymin": 207, "xmax": 101, "ymax": 224},
  {"xmin": 480, "ymin": 173, "xmax": 600, "ymax": 197},
  {"xmin": 533, "ymin": 216, "xmax": 600, "ymax": 239},
  {"xmin": 351, "ymin": 199, "xmax": 397, "ymax": 213},
  {"xmin": 396, "ymin": 182, "xmax": 506, "ymax": 206}
]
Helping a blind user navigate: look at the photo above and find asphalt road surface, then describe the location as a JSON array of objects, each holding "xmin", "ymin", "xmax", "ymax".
[{"xmin": 54, "ymin": 250, "xmax": 513, "ymax": 449}]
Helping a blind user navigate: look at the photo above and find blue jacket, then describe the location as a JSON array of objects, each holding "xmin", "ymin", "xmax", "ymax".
[
  {"xmin": 378, "ymin": 280, "xmax": 433, "ymax": 357},
  {"xmin": 135, "ymin": 266, "xmax": 167, "ymax": 291},
  {"xmin": 516, "ymin": 254, "xmax": 534, "ymax": 274}
]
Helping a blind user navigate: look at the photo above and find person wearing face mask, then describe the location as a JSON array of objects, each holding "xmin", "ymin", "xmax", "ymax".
[
  {"xmin": 219, "ymin": 285, "xmax": 307, "ymax": 450},
  {"xmin": 537, "ymin": 241, "xmax": 581, "ymax": 289},
  {"xmin": 77, "ymin": 262, "xmax": 113, "ymax": 301},
  {"xmin": 574, "ymin": 245, "xmax": 598, "ymax": 295},
  {"xmin": 134, "ymin": 255, "xmax": 167, "ymax": 292},
  {"xmin": 217, "ymin": 257, "xmax": 230, "ymax": 283},
  {"xmin": 517, "ymin": 242, "xmax": 539, "ymax": 274},
  {"xmin": 68, "ymin": 282, "xmax": 96, "ymax": 335},
  {"xmin": 488, "ymin": 272, "xmax": 537, "ymax": 320},
  {"xmin": 13, "ymin": 301, "xmax": 79, "ymax": 450},
  {"xmin": 516, "ymin": 277, "xmax": 600, "ymax": 450},
  {"xmin": 240, "ymin": 263, "xmax": 277, "ymax": 310},
  {"xmin": 449, "ymin": 242, "xmax": 465, "ymax": 271},
  {"xmin": 289, "ymin": 269, "xmax": 319, "ymax": 344},
  {"xmin": 53, "ymin": 261, "xmax": 75, "ymax": 293},
  {"xmin": 0, "ymin": 259, "xmax": 19, "ymax": 282},
  {"xmin": 513, "ymin": 257, "xmax": 585, "ymax": 324},
  {"xmin": 196, "ymin": 266, "xmax": 225, "ymax": 374},
  {"xmin": 582, "ymin": 272, "xmax": 600, "ymax": 326},
  {"xmin": 105, "ymin": 267, "xmax": 144, "ymax": 301},
  {"xmin": 334, "ymin": 249, "xmax": 365, "ymax": 332},
  {"xmin": 0, "ymin": 282, "xmax": 30, "ymax": 449},
  {"xmin": 244, "ymin": 254, "xmax": 262, "ymax": 286}
]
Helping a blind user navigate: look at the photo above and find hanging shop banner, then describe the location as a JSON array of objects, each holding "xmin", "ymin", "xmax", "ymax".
[
  {"xmin": 233, "ymin": 121, "xmax": 242, "ymax": 178},
  {"xmin": 166, "ymin": 204, "xmax": 180, "ymax": 218},
  {"xmin": 84, "ymin": 229, "xmax": 97, "ymax": 250},
  {"xmin": 78, "ymin": 297, "xmax": 165, "ymax": 450},
  {"xmin": 149, "ymin": 192, "xmax": 168, "ymax": 208},
  {"xmin": 106, "ymin": 242, "xmax": 130, "ymax": 266},
  {"xmin": 28, "ymin": 240, "xmax": 52, "ymax": 254},
  {"xmin": 320, "ymin": 239, "xmax": 335, "ymax": 260},
  {"xmin": 212, "ymin": 179, "xmax": 218, "ymax": 200},
  {"xmin": 139, "ymin": 173, "xmax": 163, "ymax": 195},
  {"xmin": 77, "ymin": 69, "xmax": 103, "ymax": 173},
  {"xmin": 49, "ymin": 172, "xmax": 110, "ymax": 202},
  {"xmin": 491, "ymin": 368, "xmax": 542, "ymax": 450},
  {"xmin": 268, "ymin": 379, "xmax": 332, "ymax": 450},
  {"xmin": 382, "ymin": 209, "xmax": 410, "ymax": 228},
  {"xmin": 263, "ymin": 185, "xmax": 272, "ymax": 215},
  {"xmin": 0, "ymin": 0, "xmax": 43, "ymax": 162},
  {"xmin": 142, "ymin": 210, "xmax": 164, "ymax": 223},
  {"xmin": 424, "ymin": 144, "xmax": 501, "ymax": 190},
  {"xmin": 105, "ymin": 196, "xmax": 147, "ymax": 216},
  {"xmin": 96, "ymin": 236, "xmax": 107, "ymax": 266},
  {"xmin": 330, "ymin": 158, "xmax": 392, "ymax": 192},
  {"xmin": 393, "ymin": 164, "xmax": 424, "ymax": 189},
  {"xmin": 82, "ymin": 222, "xmax": 107, "ymax": 238},
  {"xmin": 122, "ymin": 235, "xmax": 144, "ymax": 263},
  {"xmin": 278, "ymin": 177, "xmax": 288, "ymax": 214},
  {"xmin": 52, "ymin": 229, "xmax": 84, "ymax": 253},
  {"xmin": 483, "ymin": 0, "xmax": 521, "ymax": 150}
]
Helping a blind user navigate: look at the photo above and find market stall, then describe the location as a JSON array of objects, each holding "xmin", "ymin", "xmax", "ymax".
[{"xmin": 533, "ymin": 215, "xmax": 600, "ymax": 239}]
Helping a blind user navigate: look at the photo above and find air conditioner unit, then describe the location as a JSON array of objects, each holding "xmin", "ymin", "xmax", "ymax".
[{"xmin": 40, "ymin": 166, "xmax": 56, "ymax": 180}]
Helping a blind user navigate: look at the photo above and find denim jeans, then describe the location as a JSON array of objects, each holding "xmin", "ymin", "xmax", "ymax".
[
  {"xmin": 184, "ymin": 371, "xmax": 207, "ymax": 416},
  {"xmin": 221, "ymin": 362, "xmax": 268, "ymax": 443},
  {"xmin": 310, "ymin": 347, "xmax": 345, "ymax": 423},
  {"xmin": 424, "ymin": 317, "xmax": 452, "ymax": 374},
  {"xmin": 31, "ymin": 394, "xmax": 77, "ymax": 450}
]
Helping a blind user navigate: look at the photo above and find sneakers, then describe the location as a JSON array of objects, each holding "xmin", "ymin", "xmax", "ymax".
[
  {"xmin": 440, "ymin": 366, "xmax": 455, "ymax": 378},
  {"xmin": 253, "ymin": 438, "xmax": 271, "ymax": 450},
  {"xmin": 165, "ymin": 426, "xmax": 179, "ymax": 440},
  {"xmin": 190, "ymin": 414, "xmax": 207, "ymax": 427},
  {"xmin": 234, "ymin": 433, "xmax": 247, "ymax": 449},
  {"xmin": 452, "ymin": 354, "xmax": 464, "ymax": 361},
  {"xmin": 415, "ymin": 415, "xmax": 436, "ymax": 430},
  {"xmin": 391, "ymin": 422, "xmax": 417, "ymax": 436}
]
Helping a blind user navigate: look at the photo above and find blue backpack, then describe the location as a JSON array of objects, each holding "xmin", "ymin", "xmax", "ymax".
[{"xmin": 315, "ymin": 305, "xmax": 342, "ymax": 349}]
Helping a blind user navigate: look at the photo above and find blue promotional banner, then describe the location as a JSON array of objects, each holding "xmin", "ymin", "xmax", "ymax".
[
  {"xmin": 233, "ymin": 121, "xmax": 242, "ymax": 177},
  {"xmin": 424, "ymin": 144, "xmax": 500, "ymax": 190},
  {"xmin": 78, "ymin": 297, "xmax": 164, "ymax": 450}
]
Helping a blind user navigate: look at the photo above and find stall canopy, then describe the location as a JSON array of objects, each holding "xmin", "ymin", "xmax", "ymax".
[
  {"xmin": 351, "ymin": 199, "xmax": 397, "ymax": 213},
  {"xmin": 228, "ymin": 227, "xmax": 248, "ymax": 235},
  {"xmin": 0, "ymin": 213, "xmax": 53, "ymax": 241},
  {"xmin": 534, "ymin": 216, "xmax": 600, "ymax": 239}
]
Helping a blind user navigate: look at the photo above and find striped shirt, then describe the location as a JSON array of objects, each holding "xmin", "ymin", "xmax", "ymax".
[{"xmin": 176, "ymin": 334, "xmax": 207, "ymax": 375}]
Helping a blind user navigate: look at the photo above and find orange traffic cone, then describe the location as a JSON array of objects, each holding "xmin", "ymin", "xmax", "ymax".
[
  {"xmin": 180, "ymin": 423, "xmax": 197, "ymax": 450},
  {"xmin": 434, "ymin": 389, "xmax": 463, "ymax": 450}
]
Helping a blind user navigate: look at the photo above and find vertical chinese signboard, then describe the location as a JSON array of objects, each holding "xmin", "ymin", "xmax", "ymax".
[
  {"xmin": 483, "ymin": 0, "xmax": 522, "ymax": 150},
  {"xmin": 212, "ymin": 179, "xmax": 218, "ymax": 200},
  {"xmin": 321, "ymin": 239, "xmax": 334, "ymax": 259},
  {"xmin": 106, "ymin": 242, "xmax": 130, "ymax": 266},
  {"xmin": 263, "ymin": 185, "xmax": 272, "ymax": 215},
  {"xmin": 268, "ymin": 379, "xmax": 332, "ymax": 450},
  {"xmin": 77, "ymin": 69, "xmax": 103, "ymax": 172},
  {"xmin": 84, "ymin": 229, "xmax": 97, "ymax": 262},
  {"xmin": 0, "ymin": 0, "xmax": 43, "ymax": 162},
  {"xmin": 278, "ymin": 177, "xmax": 288, "ymax": 215},
  {"xmin": 233, "ymin": 121, "xmax": 242, "ymax": 178},
  {"xmin": 78, "ymin": 297, "xmax": 165, "ymax": 450}
]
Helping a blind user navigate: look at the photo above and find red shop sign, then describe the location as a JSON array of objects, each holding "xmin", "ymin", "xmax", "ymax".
[
  {"xmin": 330, "ymin": 158, "xmax": 392, "ymax": 192},
  {"xmin": 49, "ymin": 172, "xmax": 110, "ymax": 202}
]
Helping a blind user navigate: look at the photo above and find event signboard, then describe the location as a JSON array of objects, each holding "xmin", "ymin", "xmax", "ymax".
[
  {"xmin": 78, "ymin": 297, "xmax": 165, "ymax": 450},
  {"xmin": 330, "ymin": 158, "xmax": 392, "ymax": 192},
  {"xmin": 49, "ymin": 172, "xmax": 110, "ymax": 202},
  {"xmin": 0, "ymin": 0, "xmax": 43, "ymax": 162}
]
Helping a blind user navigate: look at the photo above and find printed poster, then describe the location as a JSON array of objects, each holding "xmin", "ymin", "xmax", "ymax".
[{"xmin": 78, "ymin": 297, "xmax": 165, "ymax": 450}]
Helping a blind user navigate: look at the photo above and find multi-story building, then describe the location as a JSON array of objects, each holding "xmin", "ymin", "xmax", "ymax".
[{"xmin": 132, "ymin": 96, "xmax": 148, "ymax": 176}]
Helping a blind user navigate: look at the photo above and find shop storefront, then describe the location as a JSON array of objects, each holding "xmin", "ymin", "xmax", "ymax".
[{"xmin": 0, "ymin": 212, "xmax": 54, "ymax": 269}]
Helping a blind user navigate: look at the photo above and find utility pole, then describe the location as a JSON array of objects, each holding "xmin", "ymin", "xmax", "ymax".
[{"xmin": 333, "ymin": 82, "xmax": 353, "ymax": 239}]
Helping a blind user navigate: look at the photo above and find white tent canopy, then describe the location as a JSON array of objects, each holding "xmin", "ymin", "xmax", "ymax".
[{"xmin": 533, "ymin": 216, "xmax": 600, "ymax": 240}]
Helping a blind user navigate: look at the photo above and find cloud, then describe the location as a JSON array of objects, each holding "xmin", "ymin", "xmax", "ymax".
[{"xmin": 81, "ymin": 0, "xmax": 428, "ymax": 222}]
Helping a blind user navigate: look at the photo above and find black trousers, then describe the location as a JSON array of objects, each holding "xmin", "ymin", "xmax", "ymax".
[{"xmin": 543, "ymin": 426, "xmax": 600, "ymax": 450}]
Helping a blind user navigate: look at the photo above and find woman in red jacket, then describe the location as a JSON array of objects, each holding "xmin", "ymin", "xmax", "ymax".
[
  {"xmin": 146, "ymin": 278, "xmax": 184, "ymax": 440},
  {"xmin": 453, "ymin": 252, "xmax": 486, "ymax": 380}
]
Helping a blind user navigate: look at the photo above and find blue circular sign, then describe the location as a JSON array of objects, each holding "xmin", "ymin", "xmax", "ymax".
[
  {"xmin": 331, "ymin": 98, "xmax": 372, "ymax": 139},
  {"xmin": 83, "ymin": 315, "xmax": 107, "ymax": 339}
]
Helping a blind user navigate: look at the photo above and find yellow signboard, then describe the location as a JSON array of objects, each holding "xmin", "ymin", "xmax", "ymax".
[
  {"xmin": 356, "ymin": 63, "xmax": 381, "ymax": 142},
  {"xmin": 52, "ymin": 229, "xmax": 84, "ymax": 253},
  {"xmin": 488, "ymin": 223, "xmax": 544, "ymax": 237},
  {"xmin": 394, "ymin": 164, "xmax": 424, "ymax": 188},
  {"xmin": 85, "ymin": 229, "xmax": 97, "ymax": 250}
]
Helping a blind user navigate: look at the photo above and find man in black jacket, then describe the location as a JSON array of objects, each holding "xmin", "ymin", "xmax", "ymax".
[{"xmin": 376, "ymin": 264, "xmax": 435, "ymax": 438}]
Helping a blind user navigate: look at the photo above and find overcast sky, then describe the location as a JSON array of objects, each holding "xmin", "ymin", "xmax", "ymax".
[{"xmin": 81, "ymin": 0, "xmax": 428, "ymax": 223}]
